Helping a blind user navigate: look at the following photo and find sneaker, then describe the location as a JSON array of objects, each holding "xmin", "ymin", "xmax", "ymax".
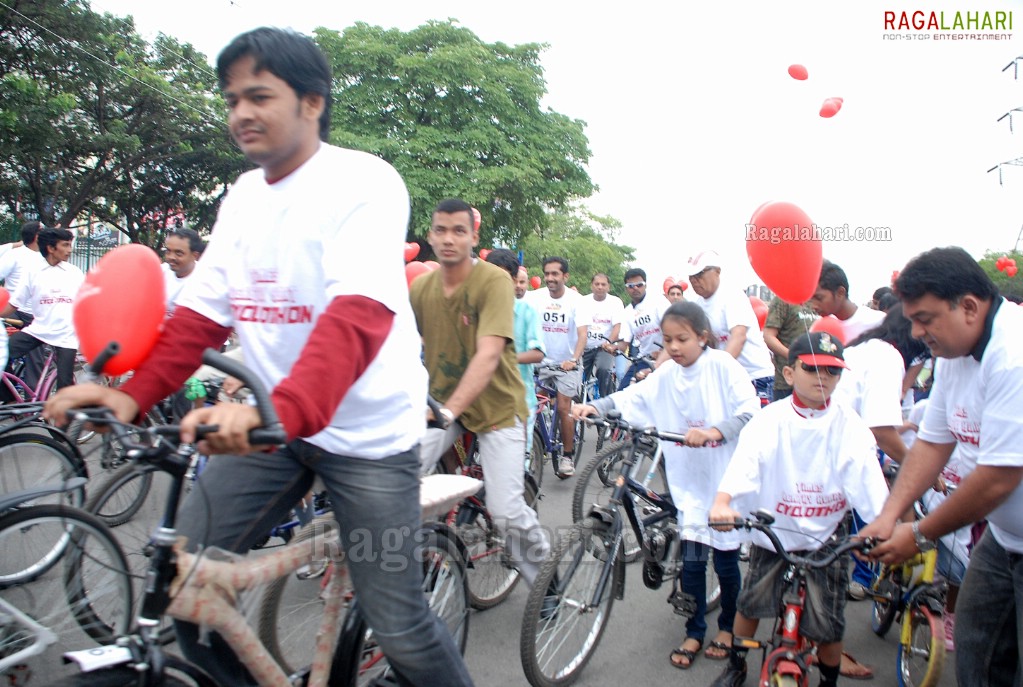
[
  {"xmin": 558, "ymin": 456, "xmax": 575, "ymax": 478},
  {"xmin": 847, "ymin": 581, "xmax": 868, "ymax": 601},
  {"xmin": 709, "ymin": 659, "xmax": 747, "ymax": 687},
  {"xmin": 943, "ymin": 612, "xmax": 955, "ymax": 652}
]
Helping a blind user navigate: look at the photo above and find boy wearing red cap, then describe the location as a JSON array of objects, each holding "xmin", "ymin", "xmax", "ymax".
[{"xmin": 707, "ymin": 331, "xmax": 889, "ymax": 687}]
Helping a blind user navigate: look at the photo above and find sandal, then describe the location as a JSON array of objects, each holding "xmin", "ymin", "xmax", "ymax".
[
  {"xmin": 704, "ymin": 633, "xmax": 732, "ymax": 660},
  {"xmin": 669, "ymin": 638, "xmax": 703, "ymax": 669},
  {"xmin": 839, "ymin": 651, "xmax": 874, "ymax": 680}
]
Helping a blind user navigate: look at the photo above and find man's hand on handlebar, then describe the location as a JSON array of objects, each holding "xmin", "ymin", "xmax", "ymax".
[
  {"xmin": 42, "ymin": 384, "xmax": 140, "ymax": 427},
  {"xmin": 570, "ymin": 403, "xmax": 598, "ymax": 422},
  {"xmin": 180, "ymin": 402, "xmax": 264, "ymax": 455}
]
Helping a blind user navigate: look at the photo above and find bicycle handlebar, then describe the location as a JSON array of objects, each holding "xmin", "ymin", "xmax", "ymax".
[
  {"xmin": 582, "ymin": 410, "xmax": 687, "ymax": 445},
  {"xmin": 708, "ymin": 510, "xmax": 876, "ymax": 569}
]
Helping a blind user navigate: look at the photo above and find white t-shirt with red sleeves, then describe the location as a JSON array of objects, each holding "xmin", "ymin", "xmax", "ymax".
[
  {"xmin": 177, "ymin": 144, "xmax": 426, "ymax": 459},
  {"xmin": 579, "ymin": 293, "xmax": 624, "ymax": 351},
  {"xmin": 11, "ymin": 261, "xmax": 84, "ymax": 349},
  {"xmin": 619, "ymin": 294, "xmax": 669, "ymax": 357},
  {"xmin": 604, "ymin": 348, "xmax": 762, "ymax": 548},
  {"xmin": 0, "ymin": 246, "xmax": 46, "ymax": 314},
  {"xmin": 718, "ymin": 398, "xmax": 889, "ymax": 553},
  {"xmin": 832, "ymin": 338, "xmax": 906, "ymax": 429},
  {"xmin": 690, "ymin": 285, "xmax": 774, "ymax": 380},
  {"xmin": 917, "ymin": 298, "xmax": 1023, "ymax": 553},
  {"xmin": 525, "ymin": 287, "xmax": 585, "ymax": 363}
]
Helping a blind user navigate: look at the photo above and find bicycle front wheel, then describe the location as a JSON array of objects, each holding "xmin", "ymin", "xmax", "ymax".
[
  {"xmin": 0, "ymin": 432, "xmax": 85, "ymax": 508},
  {"xmin": 455, "ymin": 497, "xmax": 520, "ymax": 610},
  {"xmin": 0, "ymin": 505, "xmax": 132, "ymax": 683},
  {"xmin": 526, "ymin": 427, "xmax": 545, "ymax": 491},
  {"xmin": 520, "ymin": 517, "xmax": 620, "ymax": 687},
  {"xmin": 84, "ymin": 463, "xmax": 155, "ymax": 527},
  {"xmin": 897, "ymin": 602, "xmax": 945, "ymax": 687},
  {"xmin": 871, "ymin": 566, "xmax": 899, "ymax": 637},
  {"xmin": 570, "ymin": 441, "xmax": 640, "ymax": 562},
  {"xmin": 47, "ymin": 654, "xmax": 217, "ymax": 687}
]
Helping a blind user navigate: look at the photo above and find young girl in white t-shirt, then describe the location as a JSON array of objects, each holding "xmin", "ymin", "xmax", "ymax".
[{"xmin": 572, "ymin": 302, "xmax": 761, "ymax": 670}]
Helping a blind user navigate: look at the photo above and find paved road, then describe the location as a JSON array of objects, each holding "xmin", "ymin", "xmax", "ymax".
[{"xmin": 464, "ymin": 439, "xmax": 958, "ymax": 687}]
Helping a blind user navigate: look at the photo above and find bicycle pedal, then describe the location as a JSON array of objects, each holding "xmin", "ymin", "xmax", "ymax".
[
  {"xmin": 642, "ymin": 560, "xmax": 664, "ymax": 590},
  {"xmin": 667, "ymin": 589, "xmax": 698, "ymax": 617}
]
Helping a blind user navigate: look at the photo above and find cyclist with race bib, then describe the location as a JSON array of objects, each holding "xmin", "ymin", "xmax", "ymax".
[{"xmin": 616, "ymin": 267, "xmax": 669, "ymax": 388}]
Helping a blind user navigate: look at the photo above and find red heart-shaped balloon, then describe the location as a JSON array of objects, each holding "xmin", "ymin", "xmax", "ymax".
[
  {"xmin": 746, "ymin": 201, "xmax": 822, "ymax": 305},
  {"xmin": 404, "ymin": 243, "xmax": 420, "ymax": 263}
]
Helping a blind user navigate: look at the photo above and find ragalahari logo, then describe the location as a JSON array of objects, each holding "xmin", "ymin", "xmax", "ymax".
[{"xmin": 883, "ymin": 9, "xmax": 1013, "ymax": 41}]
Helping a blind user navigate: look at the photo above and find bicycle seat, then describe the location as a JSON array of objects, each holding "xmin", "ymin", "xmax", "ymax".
[{"xmin": 420, "ymin": 473, "xmax": 482, "ymax": 518}]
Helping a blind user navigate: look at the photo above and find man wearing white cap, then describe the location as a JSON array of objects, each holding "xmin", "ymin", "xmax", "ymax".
[{"xmin": 687, "ymin": 250, "xmax": 775, "ymax": 403}]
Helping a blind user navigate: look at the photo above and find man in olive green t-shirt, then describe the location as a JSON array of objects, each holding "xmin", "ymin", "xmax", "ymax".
[
  {"xmin": 410, "ymin": 197, "xmax": 549, "ymax": 587},
  {"xmin": 763, "ymin": 296, "xmax": 817, "ymax": 399}
]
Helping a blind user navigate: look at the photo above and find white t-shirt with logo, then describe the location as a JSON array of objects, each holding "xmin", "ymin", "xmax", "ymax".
[
  {"xmin": 11, "ymin": 261, "xmax": 84, "ymax": 349},
  {"xmin": 178, "ymin": 144, "xmax": 426, "ymax": 459},
  {"xmin": 832, "ymin": 338, "xmax": 905, "ymax": 429},
  {"xmin": 828, "ymin": 306, "xmax": 886, "ymax": 344},
  {"xmin": 690, "ymin": 286, "xmax": 774, "ymax": 380},
  {"xmin": 917, "ymin": 299, "xmax": 1023, "ymax": 553},
  {"xmin": 0, "ymin": 246, "xmax": 46, "ymax": 314},
  {"xmin": 579, "ymin": 293, "xmax": 624, "ymax": 351},
  {"xmin": 525, "ymin": 287, "xmax": 585, "ymax": 363},
  {"xmin": 162, "ymin": 262, "xmax": 191, "ymax": 316},
  {"xmin": 619, "ymin": 294, "xmax": 669, "ymax": 357},
  {"xmin": 718, "ymin": 398, "xmax": 888, "ymax": 553}
]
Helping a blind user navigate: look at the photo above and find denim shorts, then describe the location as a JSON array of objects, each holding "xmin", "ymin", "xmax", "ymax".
[{"xmin": 737, "ymin": 542, "xmax": 849, "ymax": 644}]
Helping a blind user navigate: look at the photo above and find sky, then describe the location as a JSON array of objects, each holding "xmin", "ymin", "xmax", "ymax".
[{"xmin": 90, "ymin": 0, "xmax": 1023, "ymax": 302}]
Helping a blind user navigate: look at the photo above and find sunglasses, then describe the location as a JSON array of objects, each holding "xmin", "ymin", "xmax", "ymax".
[
  {"xmin": 799, "ymin": 361, "xmax": 843, "ymax": 376},
  {"xmin": 625, "ymin": 281, "xmax": 646, "ymax": 289}
]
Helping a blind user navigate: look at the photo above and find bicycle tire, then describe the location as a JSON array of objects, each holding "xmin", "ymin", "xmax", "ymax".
[
  {"xmin": 256, "ymin": 518, "xmax": 346, "ymax": 675},
  {"xmin": 84, "ymin": 463, "xmax": 155, "ymax": 527},
  {"xmin": 348, "ymin": 526, "xmax": 470, "ymax": 686},
  {"xmin": 570, "ymin": 441, "xmax": 641, "ymax": 562},
  {"xmin": 520, "ymin": 517, "xmax": 620, "ymax": 687},
  {"xmin": 527, "ymin": 427, "xmax": 545, "ymax": 491},
  {"xmin": 0, "ymin": 505, "xmax": 133, "ymax": 683},
  {"xmin": 871, "ymin": 567, "xmax": 899, "ymax": 637},
  {"xmin": 770, "ymin": 674, "xmax": 799, "ymax": 687},
  {"xmin": 897, "ymin": 602, "xmax": 945, "ymax": 687},
  {"xmin": 46, "ymin": 654, "xmax": 217, "ymax": 687},
  {"xmin": 0, "ymin": 432, "xmax": 86, "ymax": 508},
  {"xmin": 456, "ymin": 473, "xmax": 539, "ymax": 610}
]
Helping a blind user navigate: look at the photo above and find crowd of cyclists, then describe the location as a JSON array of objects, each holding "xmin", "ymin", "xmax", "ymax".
[{"xmin": 0, "ymin": 23, "xmax": 1010, "ymax": 687}]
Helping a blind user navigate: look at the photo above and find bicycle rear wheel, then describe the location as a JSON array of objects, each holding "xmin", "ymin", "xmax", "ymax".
[
  {"xmin": 84, "ymin": 463, "xmax": 155, "ymax": 527},
  {"xmin": 520, "ymin": 517, "xmax": 620, "ymax": 687},
  {"xmin": 526, "ymin": 428, "xmax": 545, "ymax": 490},
  {"xmin": 0, "ymin": 505, "xmax": 132, "ymax": 684},
  {"xmin": 897, "ymin": 602, "xmax": 945, "ymax": 687},
  {"xmin": 47, "ymin": 654, "xmax": 217, "ymax": 686},
  {"xmin": 0, "ymin": 432, "xmax": 85, "ymax": 507}
]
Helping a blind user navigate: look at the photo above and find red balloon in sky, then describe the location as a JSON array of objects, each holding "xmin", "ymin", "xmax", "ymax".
[
  {"xmin": 471, "ymin": 207, "xmax": 481, "ymax": 232},
  {"xmin": 74, "ymin": 244, "xmax": 165, "ymax": 375},
  {"xmin": 819, "ymin": 98, "xmax": 843, "ymax": 118},
  {"xmin": 810, "ymin": 316, "xmax": 848, "ymax": 345},
  {"xmin": 530, "ymin": 275, "xmax": 542, "ymax": 290},
  {"xmin": 1007, "ymin": 265, "xmax": 1019, "ymax": 278},
  {"xmin": 749, "ymin": 295, "xmax": 769, "ymax": 331},
  {"xmin": 404, "ymin": 242, "xmax": 420, "ymax": 263},
  {"xmin": 680, "ymin": 282, "xmax": 689, "ymax": 292},
  {"xmin": 788, "ymin": 64, "xmax": 809, "ymax": 80},
  {"xmin": 405, "ymin": 261, "xmax": 430, "ymax": 288},
  {"xmin": 479, "ymin": 248, "xmax": 491, "ymax": 260},
  {"xmin": 662, "ymin": 277, "xmax": 677, "ymax": 295},
  {"xmin": 746, "ymin": 201, "xmax": 822, "ymax": 305}
]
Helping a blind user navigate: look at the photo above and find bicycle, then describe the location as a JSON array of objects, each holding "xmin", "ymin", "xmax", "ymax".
[
  {"xmin": 0, "ymin": 478, "xmax": 133, "ymax": 684},
  {"xmin": 528, "ymin": 364, "xmax": 586, "ymax": 482},
  {"xmin": 712, "ymin": 510, "xmax": 875, "ymax": 687},
  {"xmin": 0, "ymin": 401, "xmax": 89, "ymax": 508},
  {"xmin": 518, "ymin": 412, "xmax": 722, "ymax": 687},
  {"xmin": 869, "ymin": 476, "xmax": 952, "ymax": 687},
  {"xmin": 51, "ymin": 348, "xmax": 481, "ymax": 687}
]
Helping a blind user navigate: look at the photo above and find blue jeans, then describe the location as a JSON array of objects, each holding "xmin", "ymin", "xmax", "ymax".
[
  {"xmin": 174, "ymin": 441, "xmax": 474, "ymax": 687},
  {"xmin": 955, "ymin": 529, "xmax": 1023, "ymax": 686},
  {"xmin": 618, "ymin": 358, "xmax": 652, "ymax": 390},
  {"xmin": 680, "ymin": 541, "xmax": 741, "ymax": 641}
]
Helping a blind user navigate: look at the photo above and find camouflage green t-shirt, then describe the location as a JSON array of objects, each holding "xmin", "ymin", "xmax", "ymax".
[
  {"xmin": 410, "ymin": 260, "xmax": 527, "ymax": 434},
  {"xmin": 764, "ymin": 297, "xmax": 817, "ymax": 391}
]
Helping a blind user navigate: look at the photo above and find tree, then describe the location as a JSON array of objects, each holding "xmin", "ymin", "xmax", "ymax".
[
  {"xmin": 0, "ymin": 0, "xmax": 245, "ymax": 244},
  {"xmin": 979, "ymin": 250, "xmax": 1023, "ymax": 300},
  {"xmin": 314, "ymin": 20, "xmax": 595, "ymax": 247},
  {"xmin": 518, "ymin": 209, "xmax": 635, "ymax": 299}
]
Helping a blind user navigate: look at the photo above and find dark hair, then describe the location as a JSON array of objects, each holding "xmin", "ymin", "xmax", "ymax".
[
  {"xmin": 662, "ymin": 302, "xmax": 718, "ymax": 349},
  {"xmin": 847, "ymin": 306, "xmax": 928, "ymax": 369},
  {"xmin": 667, "ymin": 284, "xmax": 684, "ymax": 294},
  {"xmin": 591, "ymin": 273, "xmax": 609, "ymax": 283},
  {"xmin": 623, "ymin": 267, "xmax": 646, "ymax": 283},
  {"xmin": 872, "ymin": 285, "xmax": 893, "ymax": 302},
  {"xmin": 20, "ymin": 221, "xmax": 42, "ymax": 245},
  {"xmin": 37, "ymin": 227, "xmax": 73, "ymax": 257},
  {"xmin": 167, "ymin": 227, "xmax": 206, "ymax": 256},
  {"xmin": 817, "ymin": 260, "xmax": 849, "ymax": 295},
  {"xmin": 877, "ymin": 293, "xmax": 899, "ymax": 312},
  {"xmin": 895, "ymin": 247, "xmax": 998, "ymax": 304},
  {"xmin": 486, "ymin": 248, "xmax": 520, "ymax": 279},
  {"xmin": 433, "ymin": 198, "xmax": 474, "ymax": 227},
  {"xmin": 542, "ymin": 256, "xmax": 569, "ymax": 274},
  {"xmin": 217, "ymin": 27, "xmax": 333, "ymax": 140}
]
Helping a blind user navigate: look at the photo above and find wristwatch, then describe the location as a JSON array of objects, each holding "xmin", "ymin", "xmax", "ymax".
[
  {"xmin": 437, "ymin": 407, "xmax": 455, "ymax": 429},
  {"xmin": 911, "ymin": 521, "xmax": 936, "ymax": 552}
]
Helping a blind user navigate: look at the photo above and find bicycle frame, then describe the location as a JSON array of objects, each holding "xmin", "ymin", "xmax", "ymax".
[{"xmin": 2, "ymin": 349, "xmax": 58, "ymax": 403}]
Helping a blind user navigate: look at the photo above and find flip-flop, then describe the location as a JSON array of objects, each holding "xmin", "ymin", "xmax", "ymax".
[
  {"xmin": 840, "ymin": 651, "xmax": 875, "ymax": 681},
  {"xmin": 669, "ymin": 639, "xmax": 703, "ymax": 669},
  {"xmin": 704, "ymin": 640, "xmax": 731, "ymax": 660}
]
